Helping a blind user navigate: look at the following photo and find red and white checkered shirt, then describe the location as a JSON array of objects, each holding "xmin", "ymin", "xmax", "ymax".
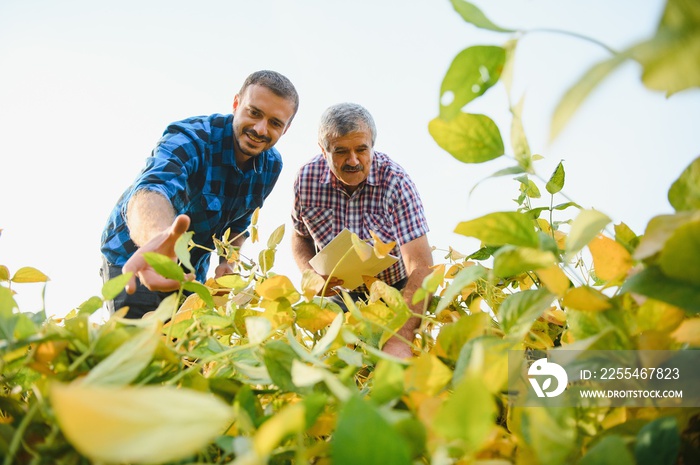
[{"xmin": 292, "ymin": 151, "xmax": 429, "ymax": 288}]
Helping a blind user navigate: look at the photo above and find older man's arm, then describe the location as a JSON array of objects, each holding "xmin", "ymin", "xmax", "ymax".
[{"xmin": 382, "ymin": 234, "xmax": 434, "ymax": 359}]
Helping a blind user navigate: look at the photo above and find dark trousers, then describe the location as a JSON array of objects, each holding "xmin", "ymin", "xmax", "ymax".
[{"xmin": 100, "ymin": 256, "xmax": 174, "ymax": 319}]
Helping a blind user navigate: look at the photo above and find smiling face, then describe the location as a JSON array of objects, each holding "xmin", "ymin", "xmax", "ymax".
[
  {"xmin": 321, "ymin": 126, "xmax": 374, "ymax": 193},
  {"xmin": 232, "ymin": 84, "xmax": 295, "ymax": 167}
]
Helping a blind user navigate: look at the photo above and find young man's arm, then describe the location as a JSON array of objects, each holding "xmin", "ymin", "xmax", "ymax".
[{"xmin": 122, "ymin": 190, "xmax": 191, "ymax": 293}]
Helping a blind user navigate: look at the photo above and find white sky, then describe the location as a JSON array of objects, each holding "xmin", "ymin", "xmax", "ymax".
[{"xmin": 2, "ymin": 0, "xmax": 699, "ymax": 320}]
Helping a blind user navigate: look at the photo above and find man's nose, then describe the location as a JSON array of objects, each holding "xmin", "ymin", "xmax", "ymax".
[
  {"xmin": 253, "ymin": 119, "xmax": 268, "ymax": 135},
  {"xmin": 346, "ymin": 151, "xmax": 360, "ymax": 165}
]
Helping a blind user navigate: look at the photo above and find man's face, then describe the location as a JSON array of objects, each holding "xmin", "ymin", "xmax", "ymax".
[
  {"xmin": 321, "ymin": 127, "xmax": 373, "ymax": 193},
  {"xmin": 232, "ymin": 84, "xmax": 295, "ymax": 164}
]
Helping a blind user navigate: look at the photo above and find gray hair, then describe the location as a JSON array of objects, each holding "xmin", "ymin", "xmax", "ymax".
[
  {"xmin": 239, "ymin": 70, "xmax": 299, "ymax": 118},
  {"xmin": 318, "ymin": 103, "xmax": 377, "ymax": 151}
]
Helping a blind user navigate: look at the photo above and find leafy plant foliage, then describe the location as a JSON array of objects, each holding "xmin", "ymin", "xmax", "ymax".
[{"xmin": 2, "ymin": 1, "xmax": 699, "ymax": 463}]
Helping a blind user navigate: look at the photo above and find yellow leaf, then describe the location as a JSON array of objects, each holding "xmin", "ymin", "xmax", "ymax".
[
  {"xmin": 635, "ymin": 299, "xmax": 685, "ymax": 333},
  {"xmin": 588, "ymin": 234, "xmax": 633, "ymax": 282},
  {"xmin": 260, "ymin": 299, "xmax": 295, "ymax": 330},
  {"xmin": 351, "ymin": 233, "xmax": 372, "ymax": 261},
  {"xmin": 404, "ymin": 352, "xmax": 452, "ymax": 396},
  {"xmin": 253, "ymin": 401, "xmax": 306, "ymax": 456},
  {"xmin": 535, "ymin": 265, "xmax": 570, "ymax": 296},
  {"xmin": 50, "ymin": 382, "xmax": 233, "ymax": 464},
  {"xmin": 11, "ymin": 266, "xmax": 49, "ymax": 283},
  {"xmin": 369, "ymin": 230, "xmax": 397, "ymax": 259},
  {"xmin": 562, "ymin": 286, "xmax": 612, "ymax": 312},
  {"xmin": 543, "ymin": 307, "xmax": 566, "ymax": 326},
  {"xmin": 300, "ymin": 269, "xmax": 325, "ymax": 301},
  {"xmin": 0, "ymin": 265, "xmax": 9, "ymax": 281},
  {"xmin": 256, "ymin": 275, "xmax": 300, "ymax": 303},
  {"xmin": 295, "ymin": 303, "xmax": 337, "ymax": 332},
  {"xmin": 671, "ymin": 319, "xmax": 700, "ymax": 346},
  {"xmin": 362, "ymin": 274, "xmax": 380, "ymax": 290}
]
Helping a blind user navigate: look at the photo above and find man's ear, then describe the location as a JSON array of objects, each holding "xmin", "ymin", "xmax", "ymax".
[
  {"xmin": 232, "ymin": 94, "xmax": 240, "ymax": 112},
  {"xmin": 318, "ymin": 142, "xmax": 327, "ymax": 157}
]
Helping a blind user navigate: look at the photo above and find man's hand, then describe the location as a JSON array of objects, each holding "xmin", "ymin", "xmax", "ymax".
[
  {"xmin": 122, "ymin": 214, "xmax": 193, "ymax": 293},
  {"xmin": 319, "ymin": 275, "xmax": 344, "ymax": 296}
]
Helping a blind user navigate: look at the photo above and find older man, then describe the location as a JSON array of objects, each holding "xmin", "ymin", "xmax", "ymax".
[{"xmin": 291, "ymin": 102, "xmax": 433, "ymax": 358}]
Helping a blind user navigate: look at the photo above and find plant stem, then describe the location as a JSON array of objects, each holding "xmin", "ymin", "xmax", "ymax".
[
  {"xmin": 4, "ymin": 401, "xmax": 39, "ymax": 465},
  {"xmin": 526, "ymin": 28, "xmax": 618, "ymax": 55}
]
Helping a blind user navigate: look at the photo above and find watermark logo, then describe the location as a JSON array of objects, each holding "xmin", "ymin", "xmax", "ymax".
[{"xmin": 528, "ymin": 358, "xmax": 568, "ymax": 397}]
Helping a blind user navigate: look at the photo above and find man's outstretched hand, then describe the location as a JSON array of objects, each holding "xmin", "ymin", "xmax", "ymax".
[{"xmin": 122, "ymin": 214, "xmax": 193, "ymax": 294}]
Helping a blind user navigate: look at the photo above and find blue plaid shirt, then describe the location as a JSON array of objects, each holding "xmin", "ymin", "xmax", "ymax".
[{"xmin": 101, "ymin": 113, "xmax": 283, "ymax": 282}]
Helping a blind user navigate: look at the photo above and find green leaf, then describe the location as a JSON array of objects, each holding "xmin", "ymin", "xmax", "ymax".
[
  {"xmin": 0, "ymin": 286, "xmax": 18, "ymax": 315},
  {"xmin": 565, "ymin": 209, "xmax": 611, "ymax": 258},
  {"xmin": 78, "ymin": 296, "xmax": 104, "ymax": 315},
  {"xmin": 634, "ymin": 416, "xmax": 680, "ymax": 465},
  {"xmin": 499, "ymin": 288, "xmax": 554, "ymax": 340},
  {"xmin": 429, "ymin": 113, "xmax": 504, "ymax": 164},
  {"xmin": 516, "ymin": 175, "xmax": 541, "ymax": 199},
  {"xmin": 436, "ymin": 264, "xmax": 487, "ymax": 313},
  {"xmin": 493, "ymin": 246, "xmax": 557, "ymax": 278},
  {"xmin": 258, "ymin": 248, "xmax": 276, "ymax": 274},
  {"xmin": 455, "ymin": 211, "xmax": 539, "ymax": 248},
  {"xmin": 550, "ymin": 53, "xmax": 627, "ymax": 141},
  {"xmin": 234, "ymin": 385, "xmax": 265, "ymax": 429},
  {"xmin": 267, "ymin": 224, "xmax": 286, "ymax": 249},
  {"xmin": 101, "ymin": 273, "xmax": 132, "ymax": 301},
  {"xmin": 449, "ymin": 0, "xmax": 515, "ymax": 33},
  {"xmin": 632, "ymin": 0, "xmax": 700, "ymax": 96},
  {"xmin": 440, "ymin": 45, "xmax": 506, "ymax": 120},
  {"xmin": 433, "ymin": 374, "xmax": 496, "ymax": 450},
  {"xmin": 621, "ymin": 266, "xmax": 700, "ymax": 314},
  {"xmin": 331, "ymin": 395, "xmax": 412, "ymax": 465},
  {"xmin": 510, "ymin": 95, "xmax": 533, "ymax": 172},
  {"xmin": 142, "ymin": 252, "xmax": 185, "ymax": 282},
  {"xmin": 668, "ymin": 155, "xmax": 700, "ymax": 211},
  {"xmin": 634, "ymin": 211, "xmax": 700, "ymax": 260},
  {"xmin": 263, "ymin": 340, "xmax": 301, "ymax": 392},
  {"xmin": 412, "ymin": 265, "xmax": 445, "ymax": 305},
  {"xmin": 579, "ymin": 435, "xmax": 635, "ymax": 465},
  {"xmin": 82, "ymin": 328, "xmax": 159, "ymax": 386},
  {"xmin": 370, "ymin": 360, "xmax": 405, "ymax": 405},
  {"xmin": 181, "ymin": 281, "xmax": 213, "ymax": 308},
  {"xmin": 658, "ymin": 219, "xmax": 700, "ymax": 285},
  {"xmin": 546, "ymin": 161, "xmax": 566, "ymax": 194},
  {"xmin": 453, "ymin": 336, "xmax": 513, "ymax": 390},
  {"xmin": 511, "ymin": 406, "xmax": 578, "ymax": 465},
  {"xmin": 174, "ymin": 231, "xmax": 194, "ymax": 273},
  {"xmin": 436, "ymin": 312, "xmax": 490, "ymax": 361}
]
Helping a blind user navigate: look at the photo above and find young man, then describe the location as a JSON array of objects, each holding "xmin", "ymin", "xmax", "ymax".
[
  {"xmin": 291, "ymin": 102, "xmax": 433, "ymax": 358},
  {"xmin": 101, "ymin": 70, "xmax": 298, "ymax": 318}
]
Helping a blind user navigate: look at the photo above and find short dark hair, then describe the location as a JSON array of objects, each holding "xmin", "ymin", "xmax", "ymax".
[
  {"xmin": 239, "ymin": 70, "xmax": 299, "ymax": 118},
  {"xmin": 318, "ymin": 102, "xmax": 377, "ymax": 151}
]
